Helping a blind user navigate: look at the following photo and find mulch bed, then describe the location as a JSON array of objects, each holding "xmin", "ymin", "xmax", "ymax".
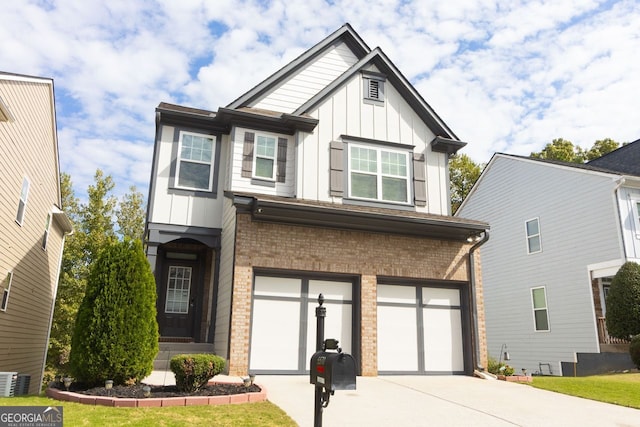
[{"xmin": 54, "ymin": 382, "xmax": 261, "ymax": 398}]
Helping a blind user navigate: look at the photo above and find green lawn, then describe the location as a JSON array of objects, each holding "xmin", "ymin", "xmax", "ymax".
[
  {"xmin": 0, "ymin": 396, "xmax": 297, "ymax": 426},
  {"xmin": 530, "ymin": 373, "xmax": 640, "ymax": 409}
]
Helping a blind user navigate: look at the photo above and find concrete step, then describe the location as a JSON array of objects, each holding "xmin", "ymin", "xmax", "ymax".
[{"xmin": 153, "ymin": 342, "xmax": 216, "ymax": 371}]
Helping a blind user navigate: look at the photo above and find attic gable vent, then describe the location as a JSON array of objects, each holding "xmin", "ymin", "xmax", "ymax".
[{"xmin": 362, "ymin": 71, "xmax": 386, "ymax": 103}]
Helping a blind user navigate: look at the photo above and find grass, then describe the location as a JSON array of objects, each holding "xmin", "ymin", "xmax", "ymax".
[
  {"xmin": 530, "ymin": 373, "xmax": 640, "ymax": 409},
  {"xmin": 0, "ymin": 396, "xmax": 297, "ymax": 426}
]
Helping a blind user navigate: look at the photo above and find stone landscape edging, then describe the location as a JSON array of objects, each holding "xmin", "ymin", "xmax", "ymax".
[{"xmin": 45, "ymin": 384, "xmax": 267, "ymax": 407}]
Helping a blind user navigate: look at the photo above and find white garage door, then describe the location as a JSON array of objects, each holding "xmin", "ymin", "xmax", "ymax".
[
  {"xmin": 377, "ymin": 284, "xmax": 465, "ymax": 374},
  {"xmin": 249, "ymin": 276, "xmax": 353, "ymax": 373}
]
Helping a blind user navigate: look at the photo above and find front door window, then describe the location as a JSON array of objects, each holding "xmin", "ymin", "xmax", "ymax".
[{"xmin": 165, "ymin": 266, "xmax": 192, "ymax": 314}]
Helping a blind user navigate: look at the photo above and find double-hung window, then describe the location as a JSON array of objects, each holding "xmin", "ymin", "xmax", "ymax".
[
  {"xmin": 42, "ymin": 213, "xmax": 51, "ymax": 251},
  {"xmin": 1, "ymin": 272, "xmax": 13, "ymax": 312},
  {"xmin": 254, "ymin": 135, "xmax": 277, "ymax": 180},
  {"xmin": 531, "ymin": 287, "xmax": 550, "ymax": 331},
  {"xmin": 525, "ymin": 218, "xmax": 542, "ymax": 254},
  {"xmin": 632, "ymin": 200, "xmax": 640, "ymax": 239},
  {"xmin": 16, "ymin": 177, "xmax": 30, "ymax": 226},
  {"xmin": 349, "ymin": 144, "xmax": 410, "ymax": 204},
  {"xmin": 175, "ymin": 132, "xmax": 215, "ymax": 191}
]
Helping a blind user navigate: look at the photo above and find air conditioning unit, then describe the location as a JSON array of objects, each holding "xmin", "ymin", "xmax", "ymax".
[
  {"xmin": 0, "ymin": 372, "xmax": 17, "ymax": 397},
  {"xmin": 15, "ymin": 374, "xmax": 31, "ymax": 396}
]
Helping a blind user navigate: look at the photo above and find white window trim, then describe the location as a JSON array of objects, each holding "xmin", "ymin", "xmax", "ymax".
[
  {"xmin": 16, "ymin": 177, "xmax": 30, "ymax": 226},
  {"xmin": 252, "ymin": 133, "xmax": 278, "ymax": 181},
  {"xmin": 1, "ymin": 271, "xmax": 13, "ymax": 312},
  {"xmin": 525, "ymin": 217, "xmax": 542, "ymax": 254},
  {"xmin": 531, "ymin": 286, "xmax": 550, "ymax": 332},
  {"xmin": 631, "ymin": 199, "xmax": 640, "ymax": 239},
  {"xmin": 174, "ymin": 131, "xmax": 215, "ymax": 191},
  {"xmin": 347, "ymin": 143, "xmax": 411, "ymax": 205}
]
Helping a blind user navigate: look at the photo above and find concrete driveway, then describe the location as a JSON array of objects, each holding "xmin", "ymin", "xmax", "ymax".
[{"xmin": 259, "ymin": 375, "xmax": 640, "ymax": 427}]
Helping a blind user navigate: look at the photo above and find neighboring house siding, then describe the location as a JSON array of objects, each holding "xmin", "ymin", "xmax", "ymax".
[
  {"xmin": 618, "ymin": 186, "xmax": 640, "ymax": 260},
  {"xmin": 148, "ymin": 124, "xmax": 225, "ymax": 228},
  {"xmin": 213, "ymin": 197, "xmax": 237, "ymax": 361},
  {"xmin": 0, "ymin": 77, "xmax": 66, "ymax": 394},
  {"xmin": 298, "ymin": 69, "xmax": 448, "ymax": 214},
  {"xmin": 458, "ymin": 156, "xmax": 622, "ymax": 374},
  {"xmin": 253, "ymin": 42, "xmax": 359, "ymax": 113}
]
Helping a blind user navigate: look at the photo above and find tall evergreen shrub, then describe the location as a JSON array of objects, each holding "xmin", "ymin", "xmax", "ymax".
[
  {"xmin": 69, "ymin": 239, "xmax": 158, "ymax": 385},
  {"xmin": 605, "ymin": 262, "xmax": 640, "ymax": 339}
]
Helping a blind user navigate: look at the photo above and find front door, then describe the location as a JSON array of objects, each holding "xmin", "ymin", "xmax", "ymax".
[{"xmin": 159, "ymin": 262, "xmax": 196, "ymax": 338}]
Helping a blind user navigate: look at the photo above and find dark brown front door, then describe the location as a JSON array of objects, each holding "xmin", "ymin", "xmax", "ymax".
[{"xmin": 158, "ymin": 262, "xmax": 196, "ymax": 338}]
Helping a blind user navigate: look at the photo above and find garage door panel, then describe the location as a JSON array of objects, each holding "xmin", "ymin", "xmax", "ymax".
[
  {"xmin": 254, "ymin": 276, "xmax": 301, "ymax": 298},
  {"xmin": 250, "ymin": 299, "xmax": 300, "ymax": 370},
  {"xmin": 309, "ymin": 280, "xmax": 352, "ymax": 301},
  {"xmin": 423, "ymin": 307, "xmax": 464, "ymax": 372},
  {"xmin": 306, "ymin": 302, "xmax": 352, "ymax": 361},
  {"xmin": 422, "ymin": 287, "xmax": 460, "ymax": 306},
  {"xmin": 377, "ymin": 306, "xmax": 418, "ymax": 371}
]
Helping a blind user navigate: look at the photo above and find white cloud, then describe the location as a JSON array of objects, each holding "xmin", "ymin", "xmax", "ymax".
[{"xmin": 1, "ymin": 0, "xmax": 639, "ymax": 204}]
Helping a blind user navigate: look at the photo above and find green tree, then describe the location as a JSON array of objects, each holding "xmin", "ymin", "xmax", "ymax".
[
  {"xmin": 605, "ymin": 262, "xmax": 640, "ymax": 339},
  {"xmin": 530, "ymin": 138, "xmax": 586, "ymax": 163},
  {"xmin": 69, "ymin": 239, "xmax": 158, "ymax": 386},
  {"xmin": 585, "ymin": 138, "xmax": 620, "ymax": 161},
  {"xmin": 450, "ymin": 154, "xmax": 483, "ymax": 214},
  {"xmin": 116, "ymin": 185, "xmax": 146, "ymax": 240},
  {"xmin": 80, "ymin": 169, "xmax": 117, "ymax": 264}
]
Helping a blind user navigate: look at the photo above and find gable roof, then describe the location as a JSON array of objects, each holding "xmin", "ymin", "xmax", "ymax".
[
  {"xmin": 227, "ymin": 23, "xmax": 461, "ymax": 142},
  {"xmin": 587, "ymin": 138, "xmax": 640, "ymax": 176},
  {"xmin": 456, "ymin": 152, "xmax": 628, "ymax": 214}
]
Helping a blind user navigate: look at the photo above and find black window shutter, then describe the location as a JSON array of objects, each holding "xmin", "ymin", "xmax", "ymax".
[
  {"xmin": 277, "ymin": 137, "xmax": 287, "ymax": 183},
  {"xmin": 330, "ymin": 140, "xmax": 344, "ymax": 196},
  {"xmin": 241, "ymin": 132, "xmax": 255, "ymax": 178},
  {"xmin": 413, "ymin": 152, "xmax": 427, "ymax": 207}
]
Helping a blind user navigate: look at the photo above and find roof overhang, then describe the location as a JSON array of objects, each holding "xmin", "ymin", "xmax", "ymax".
[
  {"xmin": 230, "ymin": 193, "xmax": 488, "ymax": 242},
  {"xmin": 431, "ymin": 136, "xmax": 467, "ymax": 155}
]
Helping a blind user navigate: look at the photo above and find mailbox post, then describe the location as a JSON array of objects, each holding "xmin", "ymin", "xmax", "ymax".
[{"xmin": 310, "ymin": 294, "xmax": 357, "ymax": 427}]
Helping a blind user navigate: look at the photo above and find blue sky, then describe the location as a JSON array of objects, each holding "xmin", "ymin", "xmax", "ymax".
[{"xmin": 2, "ymin": 0, "xmax": 640, "ymax": 202}]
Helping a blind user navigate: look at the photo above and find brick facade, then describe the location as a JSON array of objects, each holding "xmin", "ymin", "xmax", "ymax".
[{"xmin": 227, "ymin": 213, "xmax": 487, "ymax": 376}]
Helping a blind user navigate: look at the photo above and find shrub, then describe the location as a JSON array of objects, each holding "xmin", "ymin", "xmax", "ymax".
[
  {"xmin": 630, "ymin": 335, "xmax": 640, "ymax": 369},
  {"xmin": 606, "ymin": 262, "xmax": 640, "ymax": 339},
  {"xmin": 170, "ymin": 354, "xmax": 226, "ymax": 392},
  {"xmin": 487, "ymin": 356, "xmax": 514, "ymax": 376},
  {"xmin": 69, "ymin": 239, "xmax": 159, "ymax": 386}
]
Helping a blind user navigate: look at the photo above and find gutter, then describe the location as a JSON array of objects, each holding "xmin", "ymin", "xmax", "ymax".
[{"xmin": 468, "ymin": 230, "xmax": 490, "ymax": 372}]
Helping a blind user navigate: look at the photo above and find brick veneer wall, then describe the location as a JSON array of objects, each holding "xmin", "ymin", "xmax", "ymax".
[{"xmin": 227, "ymin": 213, "xmax": 487, "ymax": 376}]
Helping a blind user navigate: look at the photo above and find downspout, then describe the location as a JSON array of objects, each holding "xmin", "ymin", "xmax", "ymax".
[{"xmin": 469, "ymin": 230, "xmax": 489, "ymax": 372}]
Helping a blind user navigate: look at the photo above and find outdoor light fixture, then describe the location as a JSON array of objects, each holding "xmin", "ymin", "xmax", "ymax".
[
  {"xmin": 249, "ymin": 374, "xmax": 256, "ymax": 385},
  {"xmin": 498, "ymin": 344, "xmax": 510, "ymax": 365},
  {"xmin": 142, "ymin": 385, "xmax": 151, "ymax": 398},
  {"xmin": 105, "ymin": 380, "xmax": 113, "ymax": 396},
  {"xmin": 243, "ymin": 377, "xmax": 251, "ymax": 387},
  {"xmin": 63, "ymin": 377, "xmax": 72, "ymax": 391}
]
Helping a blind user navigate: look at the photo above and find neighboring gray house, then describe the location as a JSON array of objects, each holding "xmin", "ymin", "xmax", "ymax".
[{"xmin": 457, "ymin": 142, "xmax": 640, "ymax": 376}]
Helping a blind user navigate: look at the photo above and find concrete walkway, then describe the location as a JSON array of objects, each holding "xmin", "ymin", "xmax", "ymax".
[{"xmin": 258, "ymin": 375, "xmax": 640, "ymax": 427}]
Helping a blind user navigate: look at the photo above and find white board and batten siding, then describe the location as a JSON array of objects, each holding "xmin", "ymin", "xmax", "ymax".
[
  {"xmin": 297, "ymin": 66, "xmax": 450, "ymax": 215},
  {"xmin": 252, "ymin": 42, "xmax": 360, "ymax": 114},
  {"xmin": 149, "ymin": 125, "xmax": 226, "ymax": 229},
  {"xmin": 457, "ymin": 155, "xmax": 623, "ymax": 374},
  {"xmin": 213, "ymin": 197, "xmax": 237, "ymax": 360}
]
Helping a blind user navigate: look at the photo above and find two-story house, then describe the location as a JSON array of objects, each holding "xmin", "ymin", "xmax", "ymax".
[
  {"xmin": 0, "ymin": 72, "xmax": 72, "ymax": 394},
  {"xmin": 145, "ymin": 24, "xmax": 489, "ymax": 377},
  {"xmin": 457, "ymin": 142, "xmax": 640, "ymax": 376}
]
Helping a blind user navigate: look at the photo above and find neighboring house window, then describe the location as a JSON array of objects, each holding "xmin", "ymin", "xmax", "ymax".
[
  {"xmin": 175, "ymin": 132, "xmax": 215, "ymax": 191},
  {"xmin": 241, "ymin": 131, "xmax": 288, "ymax": 183},
  {"xmin": 348, "ymin": 144, "xmax": 410, "ymax": 203},
  {"xmin": 633, "ymin": 200, "xmax": 640, "ymax": 238},
  {"xmin": 1, "ymin": 272, "xmax": 13, "ymax": 312},
  {"xmin": 16, "ymin": 177, "xmax": 30, "ymax": 226},
  {"xmin": 254, "ymin": 135, "xmax": 277, "ymax": 180},
  {"xmin": 531, "ymin": 287, "xmax": 550, "ymax": 331},
  {"xmin": 42, "ymin": 213, "xmax": 52, "ymax": 250},
  {"xmin": 601, "ymin": 277, "xmax": 613, "ymax": 316},
  {"xmin": 362, "ymin": 71, "xmax": 385, "ymax": 103},
  {"xmin": 525, "ymin": 218, "xmax": 542, "ymax": 254},
  {"xmin": 0, "ymin": 97, "xmax": 12, "ymax": 122},
  {"xmin": 165, "ymin": 266, "xmax": 191, "ymax": 314}
]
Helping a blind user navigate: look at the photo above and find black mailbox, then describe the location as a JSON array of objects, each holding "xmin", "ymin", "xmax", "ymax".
[{"xmin": 310, "ymin": 351, "xmax": 357, "ymax": 392}]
